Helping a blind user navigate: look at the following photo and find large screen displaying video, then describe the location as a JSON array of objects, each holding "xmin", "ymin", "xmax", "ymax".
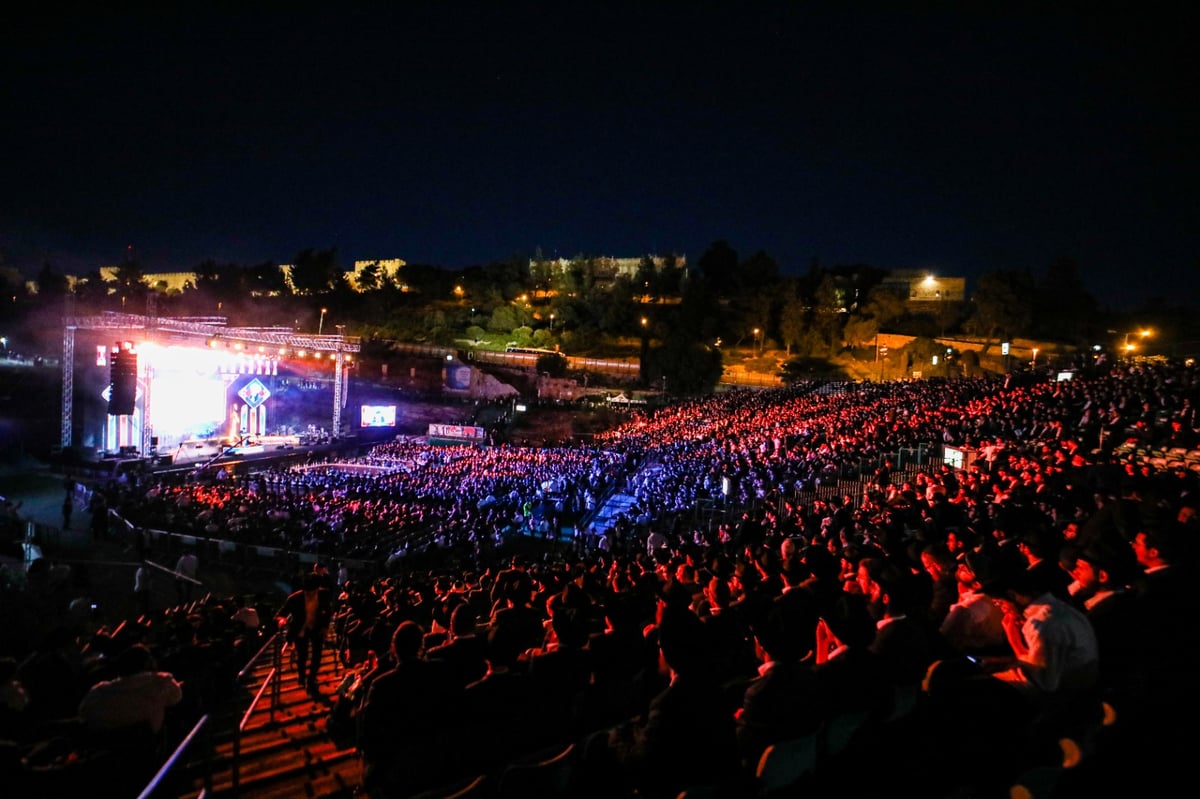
[{"xmin": 360, "ymin": 405, "xmax": 397, "ymax": 427}]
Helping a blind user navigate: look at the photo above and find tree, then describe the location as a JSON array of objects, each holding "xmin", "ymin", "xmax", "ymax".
[
  {"xmin": 35, "ymin": 261, "xmax": 69, "ymax": 301},
  {"xmin": 809, "ymin": 275, "xmax": 844, "ymax": 355},
  {"xmin": 289, "ymin": 248, "xmax": 340, "ymax": 295},
  {"xmin": 779, "ymin": 294, "xmax": 808, "ymax": 356},
  {"xmin": 356, "ymin": 260, "xmax": 383, "ymax": 292},
  {"xmin": 677, "ymin": 275, "xmax": 723, "ymax": 345},
  {"xmin": 739, "ymin": 250, "xmax": 780, "ymax": 293},
  {"xmin": 697, "ymin": 240, "xmax": 739, "ymax": 295},
  {"xmin": 860, "ymin": 286, "xmax": 906, "ymax": 330},
  {"xmin": 488, "ymin": 305, "xmax": 518, "ymax": 333},
  {"xmin": 72, "ymin": 267, "xmax": 108, "ymax": 306},
  {"xmin": 600, "ymin": 277, "xmax": 637, "ymax": 334},
  {"xmin": 965, "ymin": 270, "xmax": 1035, "ymax": 341},
  {"xmin": 656, "ymin": 253, "xmax": 685, "ymax": 297},
  {"xmin": 564, "ymin": 256, "xmax": 597, "ymax": 297},
  {"xmin": 842, "ymin": 314, "xmax": 879, "ymax": 350},
  {"xmin": 634, "ymin": 256, "xmax": 658, "ymax": 302},
  {"xmin": 645, "ymin": 337, "xmax": 723, "ymax": 395},
  {"xmin": 530, "ymin": 255, "xmax": 554, "ymax": 296},
  {"xmin": 246, "ymin": 261, "xmax": 288, "ymax": 297}
]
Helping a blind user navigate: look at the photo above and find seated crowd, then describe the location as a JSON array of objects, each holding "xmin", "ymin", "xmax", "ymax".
[{"xmin": 2, "ymin": 359, "xmax": 1198, "ymax": 796}]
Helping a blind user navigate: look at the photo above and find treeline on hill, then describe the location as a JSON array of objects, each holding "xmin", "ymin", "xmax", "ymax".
[{"xmin": 7, "ymin": 243, "xmax": 1198, "ymax": 395}]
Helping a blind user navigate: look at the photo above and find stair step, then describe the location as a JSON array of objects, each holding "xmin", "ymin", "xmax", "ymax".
[
  {"xmin": 183, "ymin": 748, "xmax": 360, "ymax": 799},
  {"xmin": 180, "ymin": 634, "xmax": 363, "ymax": 799}
]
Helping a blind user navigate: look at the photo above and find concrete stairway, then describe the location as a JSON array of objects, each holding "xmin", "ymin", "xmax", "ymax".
[{"xmin": 179, "ymin": 636, "xmax": 362, "ymax": 799}]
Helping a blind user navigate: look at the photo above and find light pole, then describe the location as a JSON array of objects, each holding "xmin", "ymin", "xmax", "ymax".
[
  {"xmin": 550, "ymin": 313, "xmax": 555, "ymax": 332},
  {"xmin": 1123, "ymin": 328, "xmax": 1152, "ymax": 359},
  {"xmin": 318, "ymin": 308, "xmax": 328, "ymax": 335},
  {"xmin": 753, "ymin": 328, "xmax": 761, "ymax": 358}
]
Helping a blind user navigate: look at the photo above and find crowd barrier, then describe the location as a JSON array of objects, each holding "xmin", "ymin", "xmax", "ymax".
[{"xmin": 122, "ymin": 517, "xmax": 382, "ymax": 582}]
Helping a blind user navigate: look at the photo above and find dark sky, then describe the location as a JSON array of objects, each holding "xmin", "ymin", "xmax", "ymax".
[{"xmin": 2, "ymin": 3, "xmax": 1197, "ymax": 310}]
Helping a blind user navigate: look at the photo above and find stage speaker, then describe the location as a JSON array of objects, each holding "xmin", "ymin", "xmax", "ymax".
[{"xmin": 109, "ymin": 345, "xmax": 138, "ymax": 415}]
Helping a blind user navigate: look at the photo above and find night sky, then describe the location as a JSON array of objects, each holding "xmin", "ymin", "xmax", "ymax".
[{"xmin": 2, "ymin": 3, "xmax": 1196, "ymax": 310}]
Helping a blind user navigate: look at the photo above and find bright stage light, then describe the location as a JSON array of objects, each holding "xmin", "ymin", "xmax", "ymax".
[{"xmin": 137, "ymin": 343, "xmax": 232, "ymax": 445}]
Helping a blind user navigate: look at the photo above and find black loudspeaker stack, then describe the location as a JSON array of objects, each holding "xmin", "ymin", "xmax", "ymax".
[{"xmin": 109, "ymin": 343, "xmax": 138, "ymax": 415}]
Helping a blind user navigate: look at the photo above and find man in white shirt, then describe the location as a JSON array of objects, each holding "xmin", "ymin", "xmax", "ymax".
[
  {"xmin": 134, "ymin": 564, "xmax": 152, "ymax": 617},
  {"xmin": 78, "ymin": 645, "xmax": 183, "ymax": 735},
  {"xmin": 981, "ymin": 570, "xmax": 1099, "ymax": 704},
  {"xmin": 174, "ymin": 550, "xmax": 199, "ymax": 604}
]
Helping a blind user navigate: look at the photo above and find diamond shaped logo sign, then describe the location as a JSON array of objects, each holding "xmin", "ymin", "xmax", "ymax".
[{"xmin": 237, "ymin": 378, "xmax": 271, "ymax": 409}]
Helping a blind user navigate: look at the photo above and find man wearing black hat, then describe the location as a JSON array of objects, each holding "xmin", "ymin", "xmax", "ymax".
[
  {"xmin": 1066, "ymin": 542, "xmax": 1141, "ymax": 703},
  {"xmin": 939, "ymin": 550, "xmax": 1007, "ymax": 656}
]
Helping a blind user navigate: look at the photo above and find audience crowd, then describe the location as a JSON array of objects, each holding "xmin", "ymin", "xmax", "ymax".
[{"xmin": 2, "ymin": 359, "xmax": 1198, "ymax": 797}]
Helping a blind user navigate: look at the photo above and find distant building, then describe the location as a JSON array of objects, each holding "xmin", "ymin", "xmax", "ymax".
[
  {"xmin": 99, "ymin": 267, "xmax": 195, "ymax": 294},
  {"xmin": 530, "ymin": 254, "xmax": 687, "ymax": 284},
  {"xmin": 879, "ymin": 270, "xmax": 966, "ymax": 306}
]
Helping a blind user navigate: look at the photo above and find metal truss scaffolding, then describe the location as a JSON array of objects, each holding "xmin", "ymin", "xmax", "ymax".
[{"xmin": 61, "ymin": 312, "xmax": 361, "ymax": 456}]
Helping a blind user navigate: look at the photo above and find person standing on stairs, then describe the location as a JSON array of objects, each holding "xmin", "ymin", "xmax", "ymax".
[{"xmin": 278, "ymin": 571, "xmax": 334, "ymax": 695}]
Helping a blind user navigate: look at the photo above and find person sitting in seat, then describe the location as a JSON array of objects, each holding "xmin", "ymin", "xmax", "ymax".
[{"xmin": 77, "ymin": 644, "xmax": 183, "ymax": 738}]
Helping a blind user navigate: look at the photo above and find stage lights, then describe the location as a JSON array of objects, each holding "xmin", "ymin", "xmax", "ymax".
[{"xmin": 199, "ymin": 337, "xmax": 350, "ymax": 363}]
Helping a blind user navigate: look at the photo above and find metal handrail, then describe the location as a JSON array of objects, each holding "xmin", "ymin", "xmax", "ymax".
[
  {"xmin": 238, "ymin": 631, "xmax": 282, "ymax": 683},
  {"xmin": 231, "ymin": 664, "xmax": 278, "ymax": 795},
  {"xmin": 229, "ymin": 634, "xmax": 289, "ymax": 795},
  {"xmin": 136, "ymin": 714, "xmax": 211, "ymax": 799}
]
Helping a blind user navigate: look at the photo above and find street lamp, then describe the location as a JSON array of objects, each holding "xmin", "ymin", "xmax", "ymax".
[
  {"xmin": 753, "ymin": 328, "xmax": 761, "ymax": 358},
  {"xmin": 550, "ymin": 313, "xmax": 555, "ymax": 332},
  {"xmin": 318, "ymin": 308, "xmax": 328, "ymax": 335},
  {"xmin": 1123, "ymin": 328, "xmax": 1152, "ymax": 358}
]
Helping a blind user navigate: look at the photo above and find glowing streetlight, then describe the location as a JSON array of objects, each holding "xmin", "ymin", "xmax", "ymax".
[
  {"xmin": 550, "ymin": 313, "xmax": 556, "ymax": 331},
  {"xmin": 318, "ymin": 307, "xmax": 328, "ymax": 335},
  {"xmin": 1123, "ymin": 328, "xmax": 1152, "ymax": 356}
]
